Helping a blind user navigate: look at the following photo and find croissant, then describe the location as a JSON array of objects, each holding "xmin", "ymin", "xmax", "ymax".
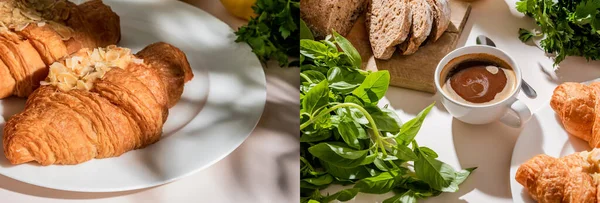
[
  {"xmin": 515, "ymin": 149, "xmax": 600, "ymax": 202},
  {"xmin": 551, "ymin": 82, "xmax": 600, "ymax": 148},
  {"xmin": 0, "ymin": 0, "xmax": 120, "ymax": 98},
  {"xmin": 3, "ymin": 42, "xmax": 193, "ymax": 165}
]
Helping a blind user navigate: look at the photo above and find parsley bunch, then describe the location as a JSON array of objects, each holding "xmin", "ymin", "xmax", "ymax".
[
  {"xmin": 517, "ymin": 0, "xmax": 600, "ymax": 64},
  {"xmin": 300, "ymin": 31, "xmax": 475, "ymax": 203},
  {"xmin": 235, "ymin": 0, "xmax": 300, "ymax": 67}
]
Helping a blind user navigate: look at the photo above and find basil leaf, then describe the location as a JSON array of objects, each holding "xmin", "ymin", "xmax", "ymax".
[
  {"xmin": 337, "ymin": 107, "xmax": 368, "ymax": 138},
  {"xmin": 308, "ymin": 143, "xmax": 369, "ymax": 168},
  {"xmin": 383, "ymin": 191, "xmax": 417, "ymax": 203},
  {"xmin": 397, "ymin": 103, "xmax": 434, "ymax": 145},
  {"xmin": 402, "ymin": 177, "xmax": 436, "ymax": 193},
  {"xmin": 353, "ymin": 171, "xmax": 401, "ymax": 194},
  {"xmin": 301, "ymin": 181, "xmax": 326, "ymax": 190},
  {"xmin": 373, "ymin": 158, "xmax": 391, "ymax": 171},
  {"xmin": 344, "ymin": 95, "xmax": 363, "ymax": 106},
  {"xmin": 338, "ymin": 102, "xmax": 369, "ymax": 126},
  {"xmin": 300, "ymin": 39, "xmax": 330, "ymax": 60},
  {"xmin": 303, "ymin": 80, "xmax": 329, "ymax": 115},
  {"xmin": 321, "ymin": 188, "xmax": 360, "ymax": 202},
  {"xmin": 302, "ymin": 70, "xmax": 326, "ymax": 84},
  {"xmin": 300, "ymin": 19, "xmax": 315, "ymax": 40},
  {"xmin": 419, "ymin": 146, "xmax": 438, "ymax": 158},
  {"xmin": 360, "ymin": 153, "xmax": 377, "ymax": 165},
  {"xmin": 394, "ymin": 144, "xmax": 417, "ymax": 161},
  {"xmin": 327, "ymin": 67, "xmax": 365, "ymax": 94},
  {"xmin": 414, "ymin": 148, "xmax": 456, "ymax": 191},
  {"xmin": 322, "ymin": 161, "xmax": 375, "ymax": 180},
  {"xmin": 337, "ymin": 121, "xmax": 363, "ymax": 149},
  {"xmin": 302, "ymin": 174, "xmax": 334, "ymax": 186},
  {"xmin": 300, "ymin": 130, "xmax": 331, "ymax": 143},
  {"xmin": 352, "ymin": 71, "xmax": 390, "ymax": 104},
  {"xmin": 301, "ymin": 64, "xmax": 328, "ymax": 75},
  {"xmin": 441, "ymin": 167, "xmax": 477, "ymax": 192},
  {"xmin": 333, "ymin": 30, "xmax": 362, "ymax": 68},
  {"xmin": 367, "ymin": 106, "xmax": 401, "ymax": 133}
]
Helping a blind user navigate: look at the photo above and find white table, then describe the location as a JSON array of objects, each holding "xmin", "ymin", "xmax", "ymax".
[
  {"xmin": 0, "ymin": 1, "xmax": 300, "ymax": 203},
  {"xmin": 392, "ymin": 0, "xmax": 600, "ymax": 202}
]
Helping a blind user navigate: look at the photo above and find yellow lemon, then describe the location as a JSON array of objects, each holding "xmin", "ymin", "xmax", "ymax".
[{"xmin": 220, "ymin": 0, "xmax": 257, "ymax": 21}]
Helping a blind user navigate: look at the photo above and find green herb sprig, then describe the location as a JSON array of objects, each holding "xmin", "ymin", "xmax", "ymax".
[
  {"xmin": 235, "ymin": 0, "xmax": 300, "ymax": 67},
  {"xmin": 300, "ymin": 31, "xmax": 476, "ymax": 203},
  {"xmin": 516, "ymin": 0, "xmax": 600, "ymax": 65}
]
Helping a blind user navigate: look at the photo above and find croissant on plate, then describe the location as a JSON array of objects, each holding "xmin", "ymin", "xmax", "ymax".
[
  {"xmin": 3, "ymin": 42, "xmax": 194, "ymax": 165},
  {"xmin": 515, "ymin": 149, "xmax": 600, "ymax": 202},
  {"xmin": 0, "ymin": 0, "xmax": 120, "ymax": 98},
  {"xmin": 551, "ymin": 82, "xmax": 600, "ymax": 148}
]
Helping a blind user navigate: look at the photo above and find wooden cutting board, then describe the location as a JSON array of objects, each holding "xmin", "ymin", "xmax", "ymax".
[{"xmin": 345, "ymin": 0, "xmax": 472, "ymax": 93}]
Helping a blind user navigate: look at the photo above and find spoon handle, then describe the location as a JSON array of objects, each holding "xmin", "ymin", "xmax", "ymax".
[{"xmin": 521, "ymin": 80, "xmax": 537, "ymax": 98}]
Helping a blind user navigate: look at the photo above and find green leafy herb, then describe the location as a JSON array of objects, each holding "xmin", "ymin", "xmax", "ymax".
[
  {"xmin": 518, "ymin": 28, "xmax": 536, "ymax": 42},
  {"xmin": 354, "ymin": 171, "xmax": 401, "ymax": 194},
  {"xmin": 383, "ymin": 191, "xmax": 418, "ymax": 203},
  {"xmin": 300, "ymin": 19, "xmax": 315, "ymax": 40},
  {"xmin": 235, "ymin": 0, "xmax": 300, "ymax": 66},
  {"xmin": 322, "ymin": 188, "xmax": 360, "ymax": 202},
  {"xmin": 300, "ymin": 33, "xmax": 475, "ymax": 202},
  {"xmin": 516, "ymin": 0, "xmax": 600, "ymax": 65}
]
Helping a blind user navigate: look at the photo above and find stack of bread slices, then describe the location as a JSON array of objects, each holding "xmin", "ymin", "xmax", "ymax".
[{"xmin": 367, "ymin": 0, "xmax": 450, "ymax": 59}]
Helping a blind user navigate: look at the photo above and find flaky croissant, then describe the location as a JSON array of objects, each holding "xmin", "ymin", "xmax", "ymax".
[
  {"xmin": 551, "ymin": 82, "xmax": 600, "ymax": 148},
  {"xmin": 516, "ymin": 149, "xmax": 600, "ymax": 203},
  {"xmin": 3, "ymin": 42, "xmax": 193, "ymax": 165},
  {"xmin": 0, "ymin": 0, "xmax": 120, "ymax": 98}
]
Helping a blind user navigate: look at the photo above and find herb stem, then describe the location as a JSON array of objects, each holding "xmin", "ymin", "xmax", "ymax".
[
  {"xmin": 378, "ymin": 139, "xmax": 388, "ymax": 157},
  {"xmin": 299, "ymin": 73, "xmax": 313, "ymax": 83},
  {"xmin": 300, "ymin": 103, "xmax": 384, "ymax": 140}
]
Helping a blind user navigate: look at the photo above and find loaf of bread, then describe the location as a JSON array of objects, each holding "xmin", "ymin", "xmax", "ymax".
[
  {"xmin": 425, "ymin": 0, "xmax": 451, "ymax": 42},
  {"xmin": 366, "ymin": 0, "xmax": 412, "ymax": 59},
  {"xmin": 300, "ymin": 0, "xmax": 367, "ymax": 38},
  {"xmin": 399, "ymin": 0, "xmax": 433, "ymax": 55}
]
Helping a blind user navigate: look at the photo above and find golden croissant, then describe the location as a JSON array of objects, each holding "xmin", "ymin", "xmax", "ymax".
[
  {"xmin": 0, "ymin": 0, "xmax": 120, "ymax": 98},
  {"xmin": 551, "ymin": 82, "xmax": 600, "ymax": 148},
  {"xmin": 515, "ymin": 149, "xmax": 600, "ymax": 202},
  {"xmin": 3, "ymin": 42, "xmax": 193, "ymax": 165}
]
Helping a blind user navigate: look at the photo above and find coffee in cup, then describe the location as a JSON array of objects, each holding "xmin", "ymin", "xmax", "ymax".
[
  {"xmin": 440, "ymin": 53, "xmax": 516, "ymax": 105},
  {"xmin": 434, "ymin": 45, "xmax": 532, "ymax": 127}
]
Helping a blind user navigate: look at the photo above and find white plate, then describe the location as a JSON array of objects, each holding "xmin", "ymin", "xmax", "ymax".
[
  {"xmin": 0, "ymin": 0, "xmax": 266, "ymax": 192},
  {"xmin": 509, "ymin": 100, "xmax": 592, "ymax": 202}
]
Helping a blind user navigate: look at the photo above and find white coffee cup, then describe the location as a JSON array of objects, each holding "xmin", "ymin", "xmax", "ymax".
[{"xmin": 434, "ymin": 45, "xmax": 532, "ymax": 127}]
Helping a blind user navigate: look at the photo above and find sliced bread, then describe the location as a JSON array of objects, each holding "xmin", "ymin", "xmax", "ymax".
[
  {"xmin": 425, "ymin": 0, "xmax": 451, "ymax": 42},
  {"xmin": 300, "ymin": 0, "xmax": 367, "ymax": 38},
  {"xmin": 399, "ymin": 0, "xmax": 433, "ymax": 55},
  {"xmin": 366, "ymin": 0, "xmax": 412, "ymax": 60}
]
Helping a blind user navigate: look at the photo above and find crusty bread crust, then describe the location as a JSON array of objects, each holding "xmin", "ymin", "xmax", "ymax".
[
  {"xmin": 300, "ymin": 0, "xmax": 367, "ymax": 38},
  {"xmin": 426, "ymin": 0, "xmax": 451, "ymax": 42}
]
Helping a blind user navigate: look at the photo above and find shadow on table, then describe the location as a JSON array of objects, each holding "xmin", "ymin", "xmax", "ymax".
[
  {"xmin": 451, "ymin": 118, "xmax": 527, "ymax": 200},
  {"xmin": 0, "ymin": 174, "xmax": 154, "ymax": 199},
  {"xmin": 543, "ymin": 57, "xmax": 600, "ymax": 84},
  {"xmin": 385, "ymin": 87, "xmax": 448, "ymax": 116}
]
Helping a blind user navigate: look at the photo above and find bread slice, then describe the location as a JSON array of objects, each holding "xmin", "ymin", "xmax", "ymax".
[
  {"xmin": 300, "ymin": 0, "xmax": 367, "ymax": 38},
  {"xmin": 425, "ymin": 0, "xmax": 451, "ymax": 42},
  {"xmin": 366, "ymin": 0, "xmax": 412, "ymax": 60},
  {"xmin": 399, "ymin": 0, "xmax": 433, "ymax": 55}
]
